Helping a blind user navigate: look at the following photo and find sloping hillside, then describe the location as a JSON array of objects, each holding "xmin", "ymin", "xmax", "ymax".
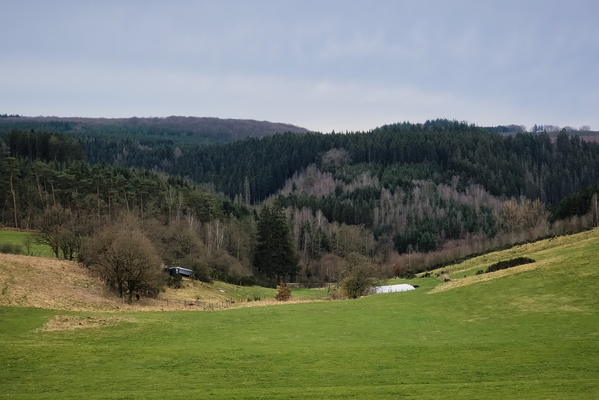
[
  {"xmin": 2, "ymin": 228, "xmax": 598, "ymax": 313},
  {"xmin": 0, "ymin": 254, "xmax": 280, "ymax": 311},
  {"xmin": 1, "ymin": 229, "xmax": 598, "ymax": 399},
  {"xmin": 0, "ymin": 254, "xmax": 118, "ymax": 311},
  {"xmin": 427, "ymin": 228, "xmax": 599, "ymax": 301},
  {"xmin": 0, "ymin": 115, "xmax": 309, "ymax": 144}
]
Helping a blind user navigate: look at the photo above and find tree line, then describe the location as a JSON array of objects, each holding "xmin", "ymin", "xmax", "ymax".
[
  {"xmin": 2, "ymin": 125, "xmax": 599, "ymax": 298},
  {"xmin": 61, "ymin": 120, "xmax": 599, "ymax": 209},
  {"xmin": 0, "ymin": 116, "xmax": 308, "ymax": 146},
  {"xmin": 0, "ymin": 131, "xmax": 303, "ymax": 298},
  {"xmin": 6, "ymin": 119, "xmax": 598, "ymax": 209}
]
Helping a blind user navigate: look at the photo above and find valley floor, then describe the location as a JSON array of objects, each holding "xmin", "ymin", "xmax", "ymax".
[{"xmin": 1, "ymin": 229, "xmax": 599, "ymax": 399}]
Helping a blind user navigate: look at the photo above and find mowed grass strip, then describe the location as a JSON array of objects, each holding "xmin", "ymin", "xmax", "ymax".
[{"xmin": 1, "ymin": 229, "xmax": 599, "ymax": 399}]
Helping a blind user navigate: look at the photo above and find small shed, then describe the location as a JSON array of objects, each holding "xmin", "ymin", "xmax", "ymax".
[
  {"xmin": 164, "ymin": 266, "xmax": 194, "ymax": 278},
  {"xmin": 374, "ymin": 284, "xmax": 416, "ymax": 294}
]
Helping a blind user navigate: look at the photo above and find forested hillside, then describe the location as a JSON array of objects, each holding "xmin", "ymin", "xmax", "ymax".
[
  {"xmin": 40, "ymin": 119, "xmax": 595, "ymax": 208},
  {"xmin": 0, "ymin": 115, "xmax": 308, "ymax": 146},
  {"xmin": 1, "ymin": 119, "xmax": 599, "ymax": 289}
]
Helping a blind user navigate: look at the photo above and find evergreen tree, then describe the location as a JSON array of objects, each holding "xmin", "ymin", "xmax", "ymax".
[{"xmin": 253, "ymin": 204, "xmax": 298, "ymax": 283}]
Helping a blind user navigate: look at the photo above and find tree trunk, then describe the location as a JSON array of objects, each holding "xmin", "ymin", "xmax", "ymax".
[
  {"xmin": 36, "ymin": 175, "xmax": 45, "ymax": 211},
  {"xmin": 9, "ymin": 171, "xmax": 18, "ymax": 230}
]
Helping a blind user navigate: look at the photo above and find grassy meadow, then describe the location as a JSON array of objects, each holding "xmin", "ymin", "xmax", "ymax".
[
  {"xmin": 0, "ymin": 230, "xmax": 55, "ymax": 258},
  {"xmin": 1, "ymin": 230, "xmax": 599, "ymax": 399}
]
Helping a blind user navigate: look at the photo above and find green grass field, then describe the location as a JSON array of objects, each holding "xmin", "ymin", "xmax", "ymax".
[
  {"xmin": 0, "ymin": 230, "xmax": 55, "ymax": 258},
  {"xmin": 1, "ymin": 230, "xmax": 598, "ymax": 399}
]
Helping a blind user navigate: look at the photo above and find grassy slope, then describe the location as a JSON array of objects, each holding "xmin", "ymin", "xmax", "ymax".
[
  {"xmin": 0, "ymin": 230, "xmax": 55, "ymax": 258},
  {"xmin": 0, "ymin": 229, "xmax": 327, "ymax": 309},
  {"xmin": 0, "ymin": 253, "xmax": 325, "ymax": 311},
  {"xmin": 1, "ymin": 230, "xmax": 598, "ymax": 399}
]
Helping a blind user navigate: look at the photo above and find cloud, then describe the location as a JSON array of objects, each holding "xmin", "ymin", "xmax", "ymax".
[
  {"xmin": 1, "ymin": 54, "xmax": 596, "ymax": 132},
  {"xmin": 1, "ymin": 0, "xmax": 598, "ymax": 131}
]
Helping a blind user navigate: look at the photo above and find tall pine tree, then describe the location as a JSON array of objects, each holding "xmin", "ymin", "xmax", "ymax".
[{"xmin": 253, "ymin": 205, "xmax": 298, "ymax": 284}]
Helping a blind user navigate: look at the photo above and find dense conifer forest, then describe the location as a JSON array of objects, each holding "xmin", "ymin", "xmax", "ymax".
[
  {"xmin": 1, "ymin": 118, "xmax": 598, "ymax": 287},
  {"xmin": 0, "ymin": 115, "xmax": 308, "ymax": 145}
]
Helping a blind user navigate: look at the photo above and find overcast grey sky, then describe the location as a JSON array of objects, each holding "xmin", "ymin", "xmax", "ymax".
[{"xmin": 1, "ymin": 0, "xmax": 597, "ymax": 132}]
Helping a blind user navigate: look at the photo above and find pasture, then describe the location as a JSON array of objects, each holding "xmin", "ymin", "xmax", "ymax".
[
  {"xmin": 0, "ymin": 230, "xmax": 55, "ymax": 258},
  {"xmin": 1, "ymin": 230, "xmax": 598, "ymax": 399}
]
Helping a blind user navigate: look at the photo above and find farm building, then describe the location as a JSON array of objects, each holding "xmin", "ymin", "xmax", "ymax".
[{"xmin": 163, "ymin": 267, "xmax": 194, "ymax": 278}]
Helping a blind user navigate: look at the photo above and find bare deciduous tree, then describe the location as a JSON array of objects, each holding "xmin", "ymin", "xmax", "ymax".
[
  {"xmin": 321, "ymin": 148, "xmax": 351, "ymax": 172},
  {"xmin": 34, "ymin": 205, "xmax": 78, "ymax": 259},
  {"xmin": 81, "ymin": 224, "xmax": 164, "ymax": 303}
]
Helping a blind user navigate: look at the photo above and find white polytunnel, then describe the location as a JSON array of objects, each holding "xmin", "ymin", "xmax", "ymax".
[{"xmin": 374, "ymin": 284, "xmax": 416, "ymax": 293}]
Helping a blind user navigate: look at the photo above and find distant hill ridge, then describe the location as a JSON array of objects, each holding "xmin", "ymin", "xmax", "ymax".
[{"xmin": 0, "ymin": 115, "xmax": 310, "ymax": 143}]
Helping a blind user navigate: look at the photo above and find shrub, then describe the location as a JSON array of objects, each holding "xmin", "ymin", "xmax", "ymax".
[
  {"xmin": 178, "ymin": 256, "xmax": 212, "ymax": 283},
  {"xmin": 339, "ymin": 253, "xmax": 380, "ymax": 299},
  {"xmin": 238, "ymin": 276, "xmax": 259, "ymax": 286},
  {"xmin": 0, "ymin": 243, "xmax": 23, "ymax": 255},
  {"xmin": 326, "ymin": 286, "xmax": 343, "ymax": 300},
  {"xmin": 275, "ymin": 282, "xmax": 292, "ymax": 301},
  {"xmin": 22, "ymin": 235, "xmax": 33, "ymax": 255},
  {"xmin": 393, "ymin": 262, "xmax": 416, "ymax": 279},
  {"xmin": 486, "ymin": 257, "xmax": 535, "ymax": 273},
  {"xmin": 166, "ymin": 274, "xmax": 183, "ymax": 289}
]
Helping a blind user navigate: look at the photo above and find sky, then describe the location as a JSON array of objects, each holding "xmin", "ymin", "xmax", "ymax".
[{"xmin": 1, "ymin": 0, "xmax": 598, "ymax": 133}]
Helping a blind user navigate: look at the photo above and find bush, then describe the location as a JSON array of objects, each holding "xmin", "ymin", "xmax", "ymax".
[
  {"xmin": 485, "ymin": 257, "xmax": 535, "ymax": 273},
  {"xmin": 177, "ymin": 256, "xmax": 212, "ymax": 283},
  {"xmin": 166, "ymin": 274, "xmax": 183, "ymax": 289},
  {"xmin": 238, "ymin": 276, "xmax": 260, "ymax": 286},
  {"xmin": 399, "ymin": 270, "xmax": 416, "ymax": 279},
  {"xmin": 393, "ymin": 262, "xmax": 416, "ymax": 279},
  {"xmin": 326, "ymin": 286, "xmax": 344, "ymax": 300},
  {"xmin": 275, "ymin": 281, "xmax": 292, "ymax": 301},
  {"xmin": 339, "ymin": 253, "xmax": 380, "ymax": 299},
  {"xmin": 0, "ymin": 243, "xmax": 23, "ymax": 255}
]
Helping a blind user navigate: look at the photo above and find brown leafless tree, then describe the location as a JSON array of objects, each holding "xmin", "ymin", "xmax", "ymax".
[{"xmin": 81, "ymin": 224, "xmax": 164, "ymax": 303}]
